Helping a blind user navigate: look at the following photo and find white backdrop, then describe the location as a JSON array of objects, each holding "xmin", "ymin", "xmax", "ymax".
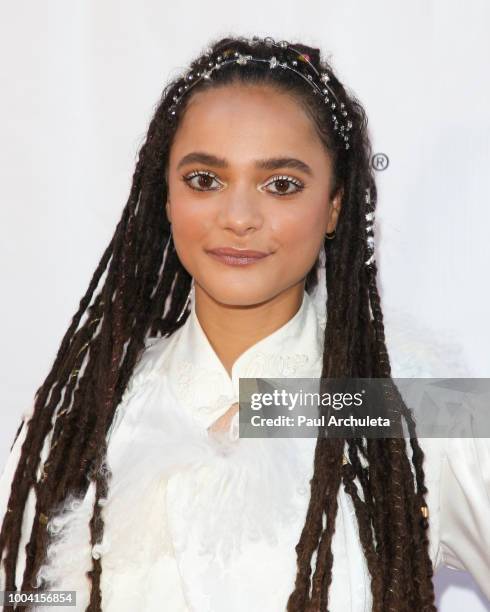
[{"xmin": 0, "ymin": 1, "xmax": 489, "ymax": 609}]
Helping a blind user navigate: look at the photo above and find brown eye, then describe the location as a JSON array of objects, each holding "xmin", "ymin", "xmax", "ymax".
[
  {"xmin": 197, "ymin": 174, "xmax": 213, "ymax": 189},
  {"xmin": 274, "ymin": 179, "xmax": 292, "ymax": 194},
  {"xmin": 262, "ymin": 175, "xmax": 305, "ymax": 197},
  {"xmin": 182, "ymin": 170, "xmax": 222, "ymax": 192}
]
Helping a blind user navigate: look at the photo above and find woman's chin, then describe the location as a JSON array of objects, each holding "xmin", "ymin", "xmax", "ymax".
[{"xmin": 202, "ymin": 285, "xmax": 282, "ymax": 309}]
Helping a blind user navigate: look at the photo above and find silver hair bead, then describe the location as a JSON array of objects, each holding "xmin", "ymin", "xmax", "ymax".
[
  {"xmin": 365, "ymin": 253, "xmax": 375, "ymax": 266},
  {"xmin": 366, "ymin": 212, "xmax": 375, "ymax": 221},
  {"xmin": 91, "ymin": 544, "xmax": 103, "ymax": 560},
  {"xmin": 236, "ymin": 54, "xmax": 252, "ymax": 65}
]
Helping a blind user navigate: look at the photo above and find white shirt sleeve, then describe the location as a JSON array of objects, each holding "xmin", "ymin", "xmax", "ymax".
[
  {"xmin": 385, "ymin": 312, "xmax": 490, "ymax": 601},
  {"xmin": 0, "ymin": 415, "xmax": 52, "ymax": 591},
  {"xmin": 0, "ymin": 418, "xmax": 30, "ymax": 590},
  {"xmin": 439, "ymin": 434, "xmax": 490, "ymax": 600},
  {"xmin": 0, "ymin": 419, "xmax": 29, "ymax": 529}
]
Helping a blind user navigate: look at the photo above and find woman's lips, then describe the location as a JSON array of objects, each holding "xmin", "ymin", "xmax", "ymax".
[{"xmin": 206, "ymin": 248, "xmax": 270, "ymax": 267}]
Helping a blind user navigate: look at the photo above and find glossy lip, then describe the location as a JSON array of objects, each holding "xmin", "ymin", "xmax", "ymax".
[
  {"xmin": 207, "ymin": 247, "xmax": 269, "ymax": 258},
  {"xmin": 206, "ymin": 247, "xmax": 271, "ymax": 267}
]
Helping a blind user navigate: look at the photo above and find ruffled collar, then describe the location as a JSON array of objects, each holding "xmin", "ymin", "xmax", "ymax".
[{"xmin": 153, "ymin": 286, "xmax": 326, "ymax": 431}]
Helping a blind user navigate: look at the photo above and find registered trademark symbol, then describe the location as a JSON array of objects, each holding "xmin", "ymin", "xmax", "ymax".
[{"xmin": 371, "ymin": 153, "xmax": 389, "ymax": 171}]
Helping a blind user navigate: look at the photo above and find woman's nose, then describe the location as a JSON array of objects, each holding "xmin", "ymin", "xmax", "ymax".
[{"xmin": 218, "ymin": 185, "xmax": 264, "ymax": 235}]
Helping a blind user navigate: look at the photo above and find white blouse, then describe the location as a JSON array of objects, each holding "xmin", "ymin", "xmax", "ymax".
[{"xmin": 1, "ymin": 287, "xmax": 489, "ymax": 611}]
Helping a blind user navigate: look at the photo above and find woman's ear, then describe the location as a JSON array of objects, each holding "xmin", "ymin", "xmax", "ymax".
[{"xmin": 326, "ymin": 187, "xmax": 343, "ymax": 233}]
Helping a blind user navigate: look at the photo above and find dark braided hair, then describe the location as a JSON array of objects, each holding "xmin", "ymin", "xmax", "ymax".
[{"xmin": 0, "ymin": 35, "xmax": 436, "ymax": 611}]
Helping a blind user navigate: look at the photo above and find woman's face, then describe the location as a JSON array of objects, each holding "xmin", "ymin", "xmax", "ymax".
[{"xmin": 166, "ymin": 83, "xmax": 342, "ymax": 307}]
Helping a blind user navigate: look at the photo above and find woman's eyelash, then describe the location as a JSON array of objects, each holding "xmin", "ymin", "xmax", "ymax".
[
  {"xmin": 181, "ymin": 170, "xmax": 222, "ymax": 191},
  {"xmin": 262, "ymin": 175, "xmax": 305, "ymax": 196},
  {"xmin": 181, "ymin": 170, "xmax": 305, "ymax": 196}
]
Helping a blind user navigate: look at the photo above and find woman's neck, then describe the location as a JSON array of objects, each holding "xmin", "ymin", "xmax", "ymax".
[{"xmin": 193, "ymin": 282, "xmax": 305, "ymax": 376}]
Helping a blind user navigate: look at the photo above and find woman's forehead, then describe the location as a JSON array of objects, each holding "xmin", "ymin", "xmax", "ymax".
[
  {"xmin": 180, "ymin": 83, "xmax": 311, "ymax": 128},
  {"xmin": 170, "ymin": 83, "xmax": 327, "ymax": 167}
]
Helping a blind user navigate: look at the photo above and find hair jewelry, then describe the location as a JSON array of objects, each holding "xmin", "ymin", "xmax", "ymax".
[
  {"xmin": 364, "ymin": 187, "xmax": 376, "ymax": 267},
  {"xmin": 167, "ymin": 36, "xmax": 352, "ymax": 150}
]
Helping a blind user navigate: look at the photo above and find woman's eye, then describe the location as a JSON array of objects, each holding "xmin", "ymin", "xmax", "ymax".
[
  {"xmin": 182, "ymin": 171, "xmax": 222, "ymax": 192},
  {"xmin": 262, "ymin": 175, "xmax": 305, "ymax": 196},
  {"xmin": 181, "ymin": 171, "xmax": 304, "ymax": 196}
]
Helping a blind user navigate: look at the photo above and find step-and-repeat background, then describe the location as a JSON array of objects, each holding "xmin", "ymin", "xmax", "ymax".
[{"xmin": 1, "ymin": 1, "xmax": 489, "ymax": 609}]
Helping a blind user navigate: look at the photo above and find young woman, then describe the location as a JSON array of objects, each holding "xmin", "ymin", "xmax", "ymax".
[{"xmin": 0, "ymin": 35, "xmax": 488, "ymax": 612}]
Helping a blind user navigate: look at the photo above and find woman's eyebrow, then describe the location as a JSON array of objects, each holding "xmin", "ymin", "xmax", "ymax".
[{"xmin": 176, "ymin": 151, "xmax": 313, "ymax": 176}]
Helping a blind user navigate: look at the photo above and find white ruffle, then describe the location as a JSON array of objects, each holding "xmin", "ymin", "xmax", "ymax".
[{"xmin": 34, "ymin": 373, "xmax": 316, "ymax": 610}]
